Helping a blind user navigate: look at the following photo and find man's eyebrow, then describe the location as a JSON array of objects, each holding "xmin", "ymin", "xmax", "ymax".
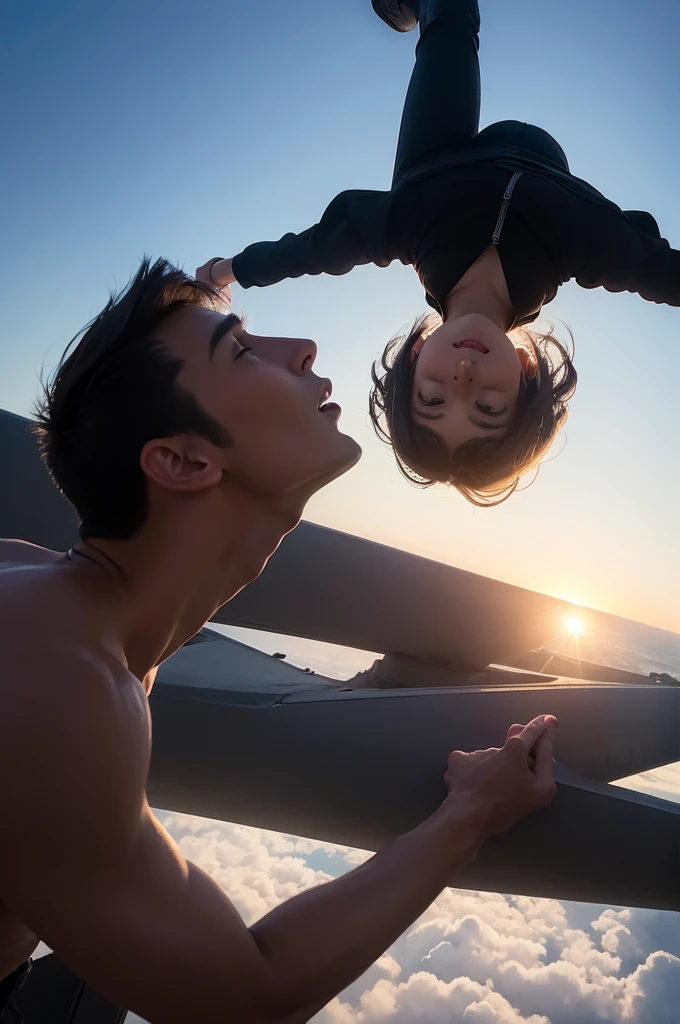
[{"xmin": 209, "ymin": 313, "xmax": 243, "ymax": 358}]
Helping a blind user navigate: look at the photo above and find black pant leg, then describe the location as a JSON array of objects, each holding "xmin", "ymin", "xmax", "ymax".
[
  {"xmin": 392, "ymin": 0, "xmax": 482, "ymax": 186},
  {"xmin": 0, "ymin": 962, "xmax": 31, "ymax": 1020},
  {"xmin": 10, "ymin": 956, "xmax": 126, "ymax": 1023}
]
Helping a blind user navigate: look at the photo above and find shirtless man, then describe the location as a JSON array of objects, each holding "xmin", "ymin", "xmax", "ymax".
[{"xmin": 0, "ymin": 258, "xmax": 557, "ymax": 1022}]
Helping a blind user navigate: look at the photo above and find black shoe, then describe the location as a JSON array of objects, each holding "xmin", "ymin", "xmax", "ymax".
[{"xmin": 371, "ymin": 0, "xmax": 419, "ymax": 33}]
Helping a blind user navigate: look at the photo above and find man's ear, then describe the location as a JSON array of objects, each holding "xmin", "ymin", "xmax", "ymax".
[
  {"xmin": 517, "ymin": 346, "xmax": 539, "ymax": 379},
  {"xmin": 140, "ymin": 436, "xmax": 224, "ymax": 493}
]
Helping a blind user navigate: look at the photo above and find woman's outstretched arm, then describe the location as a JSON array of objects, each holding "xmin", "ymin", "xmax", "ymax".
[
  {"xmin": 576, "ymin": 206, "xmax": 680, "ymax": 306},
  {"xmin": 224, "ymin": 190, "xmax": 394, "ymax": 291}
]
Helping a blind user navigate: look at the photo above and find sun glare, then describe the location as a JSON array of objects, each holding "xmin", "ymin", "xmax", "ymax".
[{"xmin": 565, "ymin": 616, "xmax": 584, "ymax": 636}]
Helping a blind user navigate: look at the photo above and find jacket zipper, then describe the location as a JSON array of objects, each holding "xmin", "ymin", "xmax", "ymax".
[{"xmin": 491, "ymin": 171, "xmax": 522, "ymax": 245}]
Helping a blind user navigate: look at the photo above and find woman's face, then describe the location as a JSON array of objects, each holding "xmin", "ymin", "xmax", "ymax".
[{"xmin": 411, "ymin": 313, "xmax": 534, "ymax": 450}]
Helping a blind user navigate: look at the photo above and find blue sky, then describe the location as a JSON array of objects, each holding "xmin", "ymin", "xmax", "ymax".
[
  {"xmin": 5, "ymin": 3, "xmax": 680, "ymax": 1020},
  {"xmin": 2, "ymin": 0, "xmax": 680, "ymax": 630}
]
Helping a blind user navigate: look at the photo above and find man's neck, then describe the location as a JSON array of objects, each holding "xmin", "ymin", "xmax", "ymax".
[{"xmin": 77, "ymin": 486, "xmax": 303, "ymax": 684}]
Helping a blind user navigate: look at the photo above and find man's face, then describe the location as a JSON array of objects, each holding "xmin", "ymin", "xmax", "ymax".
[{"xmin": 159, "ymin": 305, "xmax": 361, "ymax": 497}]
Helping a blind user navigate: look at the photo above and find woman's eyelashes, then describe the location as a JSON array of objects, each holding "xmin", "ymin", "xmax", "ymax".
[
  {"xmin": 474, "ymin": 401, "xmax": 506, "ymax": 416},
  {"xmin": 418, "ymin": 396, "xmax": 507, "ymax": 414}
]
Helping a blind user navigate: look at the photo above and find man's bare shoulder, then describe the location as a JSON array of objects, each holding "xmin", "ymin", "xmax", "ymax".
[
  {"xmin": 0, "ymin": 537, "xmax": 63, "ymax": 567},
  {"xmin": 0, "ymin": 539, "xmax": 80, "ymax": 624},
  {"xmin": 0, "ymin": 539, "xmax": 112, "ymax": 651},
  {"xmin": 0, "ymin": 538, "xmax": 149, "ymax": 758},
  {"xmin": 0, "ymin": 543, "xmax": 151, "ymax": 871}
]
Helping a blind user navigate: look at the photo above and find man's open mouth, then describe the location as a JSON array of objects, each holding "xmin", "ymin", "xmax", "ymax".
[
  {"xmin": 318, "ymin": 379, "xmax": 340, "ymax": 416},
  {"xmin": 318, "ymin": 379, "xmax": 332, "ymax": 410}
]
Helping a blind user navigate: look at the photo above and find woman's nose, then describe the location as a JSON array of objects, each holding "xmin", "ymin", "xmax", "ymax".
[{"xmin": 452, "ymin": 357, "xmax": 475, "ymax": 391}]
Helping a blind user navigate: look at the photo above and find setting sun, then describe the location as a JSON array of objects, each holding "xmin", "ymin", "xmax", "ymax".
[{"xmin": 565, "ymin": 616, "xmax": 585, "ymax": 636}]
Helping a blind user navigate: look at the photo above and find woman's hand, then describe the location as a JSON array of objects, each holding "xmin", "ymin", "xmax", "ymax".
[{"xmin": 195, "ymin": 258, "xmax": 236, "ymax": 307}]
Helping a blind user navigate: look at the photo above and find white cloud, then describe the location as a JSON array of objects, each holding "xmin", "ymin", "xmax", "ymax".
[
  {"xmin": 619, "ymin": 952, "xmax": 680, "ymax": 1024},
  {"xmin": 317, "ymin": 973, "xmax": 550, "ymax": 1024},
  {"xmin": 591, "ymin": 907, "xmax": 680, "ymax": 973},
  {"xmin": 614, "ymin": 763, "xmax": 680, "ymax": 806}
]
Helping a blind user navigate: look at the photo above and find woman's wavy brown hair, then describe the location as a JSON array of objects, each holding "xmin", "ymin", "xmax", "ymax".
[{"xmin": 368, "ymin": 315, "xmax": 577, "ymax": 506}]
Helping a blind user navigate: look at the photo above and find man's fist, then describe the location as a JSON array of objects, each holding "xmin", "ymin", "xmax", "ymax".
[{"xmin": 444, "ymin": 715, "xmax": 558, "ymax": 839}]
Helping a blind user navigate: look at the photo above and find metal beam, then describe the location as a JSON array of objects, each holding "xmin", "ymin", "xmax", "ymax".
[
  {"xmin": 147, "ymin": 677, "xmax": 680, "ymax": 910},
  {"xmin": 155, "ymin": 634, "xmax": 680, "ymax": 782}
]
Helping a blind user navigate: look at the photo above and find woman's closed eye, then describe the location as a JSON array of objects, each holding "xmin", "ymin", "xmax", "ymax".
[
  {"xmin": 418, "ymin": 393, "xmax": 444, "ymax": 407},
  {"xmin": 474, "ymin": 401, "xmax": 506, "ymax": 416}
]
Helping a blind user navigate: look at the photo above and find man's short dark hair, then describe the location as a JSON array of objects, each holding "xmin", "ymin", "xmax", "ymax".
[{"xmin": 35, "ymin": 257, "xmax": 233, "ymax": 541}]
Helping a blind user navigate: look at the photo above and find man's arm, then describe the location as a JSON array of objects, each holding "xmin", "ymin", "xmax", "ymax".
[
  {"xmin": 0, "ymin": 644, "xmax": 556, "ymax": 1024},
  {"xmin": 576, "ymin": 206, "xmax": 680, "ymax": 306}
]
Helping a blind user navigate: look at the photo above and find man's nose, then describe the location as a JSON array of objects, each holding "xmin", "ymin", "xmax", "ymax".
[
  {"xmin": 256, "ymin": 336, "xmax": 317, "ymax": 374},
  {"xmin": 286, "ymin": 337, "xmax": 317, "ymax": 375}
]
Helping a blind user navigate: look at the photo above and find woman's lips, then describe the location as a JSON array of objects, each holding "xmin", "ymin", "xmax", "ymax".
[{"xmin": 453, "ymin": 339, "xmax": 490, "ymax": 354}]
